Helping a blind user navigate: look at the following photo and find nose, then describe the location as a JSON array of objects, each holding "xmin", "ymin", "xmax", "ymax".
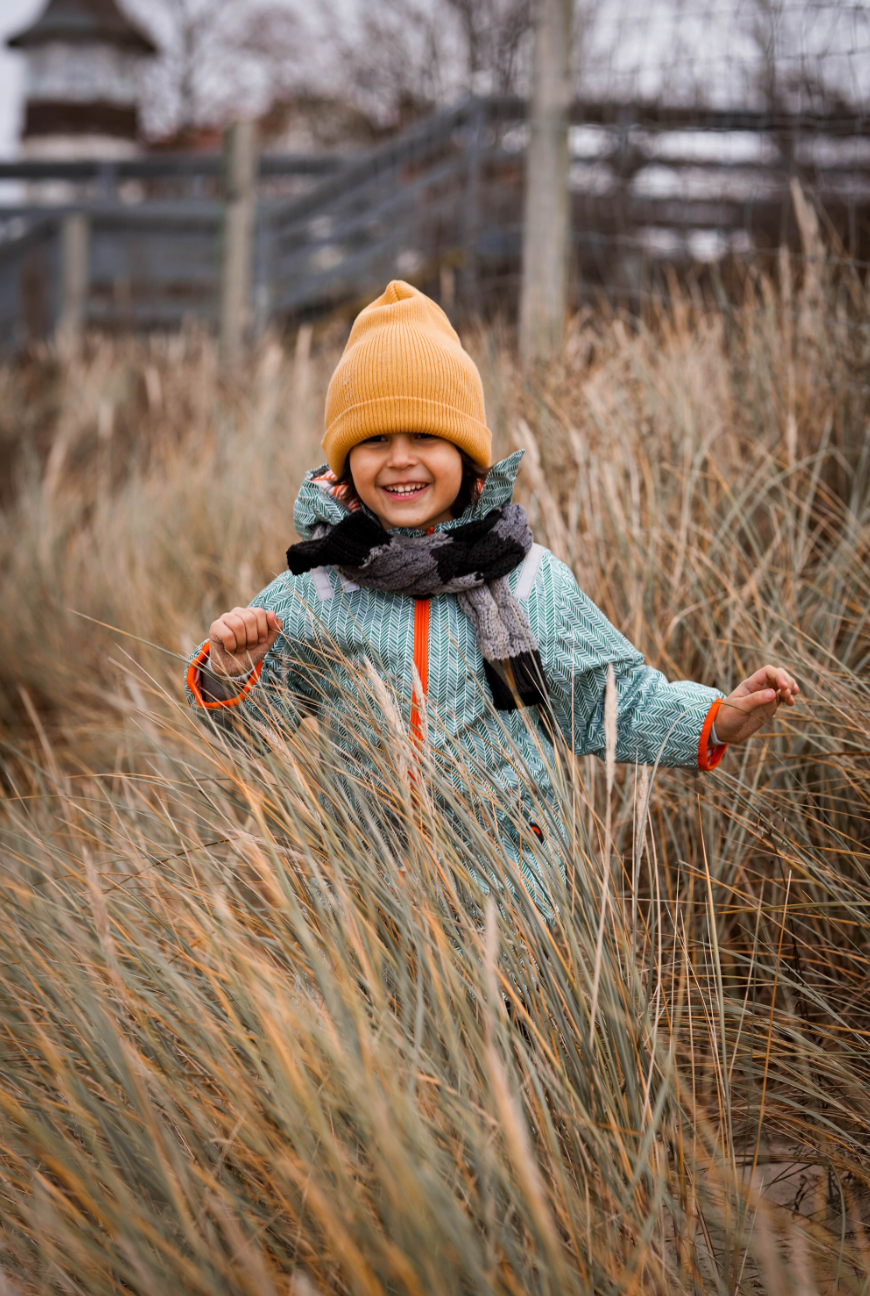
[{"xmin": 384, "ymin": 433, "xmax": 416, "ymax": 466}]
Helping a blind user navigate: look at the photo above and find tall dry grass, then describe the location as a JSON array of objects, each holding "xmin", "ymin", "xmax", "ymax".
[{"xmin": 0, "ymin": 251, "xmax": 868, "ymax": 1293}]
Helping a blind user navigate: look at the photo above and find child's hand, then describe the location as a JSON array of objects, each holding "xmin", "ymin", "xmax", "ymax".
[
  {"xmin": 715, "ymin": 665, "xmax": 799, "ymax": 745},
  {"xmin": 207, "ymin": 607, "xmax": 283, "ymax": 678}
]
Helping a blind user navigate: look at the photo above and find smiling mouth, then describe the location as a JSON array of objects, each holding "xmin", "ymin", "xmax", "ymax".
[{"xmin": 380, "ymin": 483, "xmax": 430, "ymax": 499}]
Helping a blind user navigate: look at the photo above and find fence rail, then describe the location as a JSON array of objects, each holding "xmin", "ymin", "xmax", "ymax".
[
  {"xmin": 0, "ymin": 155, "xmax": 347, "ymax": 183},
  {"xmin": 0, "ymin": 92, "xmax": 867, "ymax": 350}
]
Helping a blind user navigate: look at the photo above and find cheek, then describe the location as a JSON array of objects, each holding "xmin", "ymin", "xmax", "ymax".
[
  {"xmin": 434, "ymin": 451, "xmax": 464, "ymax": 497},
  {"xmin": 347, "ymin": 452, "xmax": 375, "ymax": 493}
]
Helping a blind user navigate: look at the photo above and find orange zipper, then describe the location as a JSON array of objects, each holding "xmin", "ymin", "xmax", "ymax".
[{"xmin": 410, "ymin": 597, "xmax": 429, "ymax": 746}]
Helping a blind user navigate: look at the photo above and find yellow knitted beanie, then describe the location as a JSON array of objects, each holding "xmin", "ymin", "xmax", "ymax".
[{"xmin": 322, "ymin": 280, "xmax": 491, "ymax": 475}]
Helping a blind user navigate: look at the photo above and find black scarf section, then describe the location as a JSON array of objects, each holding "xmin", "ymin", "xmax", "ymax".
[{"xmin": 287, "ymin": 507, "xmax": 549, "ymax": 711}]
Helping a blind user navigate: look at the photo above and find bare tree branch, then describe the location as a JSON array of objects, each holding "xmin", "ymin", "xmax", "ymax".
[{"xmin": 124, "ymin": 0, "xmax": 307, "ymax": 136}]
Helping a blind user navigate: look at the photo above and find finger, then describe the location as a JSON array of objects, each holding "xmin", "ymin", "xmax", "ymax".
[
  {"xmin": 233, "ymin": 609, "xmax": 261, "ymax": 651},
  {"xmin": 250, "ymin": 607, "xmax": 269, "ymax": 644},
  {"xmin": 761, "ymin": 665, "xmax": 783, "ymax": 690},
  {"xmin": 245, "ymin": 609, "xmax": 267, "ymax": 649},
  {"xmin": 265, "ymin": 612, "xmax": 284, "ymax": 647},
  {"xmin": 719, "ymin": 689, "xmax": 776, "ymax": 725},
  {"xmin": 742, "ymin": 687, "xmax": 779, "ymax": 713},
  {"xmin": 227, "ymin": 608, "xmax": 256, "ymax": 651},
  {"xmin": 748, "ymin": 665, "xmax": 798, "ymax": 700},
  {"xmin": 211, "ymin": 617, "xmax": 237, "ymax": 653},
  {"xmin": 224, "ymin": 613, "xmax": 253, "ymax": 653},
  {"xmin": 738, "ymin": 665, "xmax": 773, "ymax": 695},
  {"xmin": 775, "ymin": 670, "xmax": 800, "ymax": 705}
]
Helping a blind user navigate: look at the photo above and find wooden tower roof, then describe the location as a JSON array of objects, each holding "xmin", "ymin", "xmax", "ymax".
[{"xmin": 7, "ymin": 0, "xmax": 157, "ymax": 56}]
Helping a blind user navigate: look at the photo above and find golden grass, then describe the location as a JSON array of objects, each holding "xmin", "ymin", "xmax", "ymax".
[{"xmin": 0, "ymin": 253, "xmax": 868, "ymax": 1293}]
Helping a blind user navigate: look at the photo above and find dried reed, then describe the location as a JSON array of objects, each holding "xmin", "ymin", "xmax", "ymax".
[{"xmin": 0, "ymin": 254, "xmax": 867, "ymax": 1292}]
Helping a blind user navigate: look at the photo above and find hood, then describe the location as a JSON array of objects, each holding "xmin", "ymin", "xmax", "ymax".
[{"xmin": 292, "ymin": 450, "xmax": 524, "ymax": 541}]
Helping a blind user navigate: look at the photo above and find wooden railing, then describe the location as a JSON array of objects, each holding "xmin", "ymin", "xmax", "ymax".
[{"xmin": 0, "ymin": 94, "xmax": 867, "ymax": 349}]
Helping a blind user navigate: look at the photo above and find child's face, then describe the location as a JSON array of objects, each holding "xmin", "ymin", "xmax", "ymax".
[{"xmin": 347, "ymin": 432, "xmax": 464, "ymax": 530}]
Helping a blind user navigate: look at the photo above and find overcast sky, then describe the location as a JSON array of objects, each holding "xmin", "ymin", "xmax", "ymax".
[
  {"xmin": 1, "ymin": 0, "xmax": 867, "ymax": 158},
  {"xmin": 0, "ymin": 0, "xmax": 41, "ymax": 158}
]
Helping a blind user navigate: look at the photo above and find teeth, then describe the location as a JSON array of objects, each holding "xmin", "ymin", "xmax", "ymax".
[{"xmin": 385, "ymin": 484, "xmax": 426, "ymax": 495}]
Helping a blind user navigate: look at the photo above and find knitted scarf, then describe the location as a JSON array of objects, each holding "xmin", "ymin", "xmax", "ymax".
[{"xmin": 287, "ymin": 504, "xmax": 548, "ymax": 711}]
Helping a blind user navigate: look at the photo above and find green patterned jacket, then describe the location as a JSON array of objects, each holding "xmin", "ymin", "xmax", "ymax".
[{"xmin": 186, "ymin": 453, "xmax": 725, "ymax": 894}]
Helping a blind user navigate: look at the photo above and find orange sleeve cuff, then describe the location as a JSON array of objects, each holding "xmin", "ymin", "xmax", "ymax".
[
  {"xmin": 698, "ymin": 697, "xmax": 727, "ymax": 771},
  {"xmin": 186, "ymin": 641, "xmax": 263, "ymax": 710}
]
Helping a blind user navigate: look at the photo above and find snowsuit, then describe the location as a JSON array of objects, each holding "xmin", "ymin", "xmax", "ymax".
[{"xmin": 187, "ymin": 452, "xmax": 725, "ymax": 898}]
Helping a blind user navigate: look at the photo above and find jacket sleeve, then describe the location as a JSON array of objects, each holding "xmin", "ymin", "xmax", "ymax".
[
  {"xmin": 184, "ymin": 576, "xmax": 309, "ymax": 737},
  {"xmin": 537, "ymin": 556, "xmax": 726, "ymax": 770}
]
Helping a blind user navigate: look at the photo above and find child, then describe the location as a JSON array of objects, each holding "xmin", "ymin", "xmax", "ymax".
[{"xmin": 186, "ymin": 280, "xmax": 797, "ymax": 887}]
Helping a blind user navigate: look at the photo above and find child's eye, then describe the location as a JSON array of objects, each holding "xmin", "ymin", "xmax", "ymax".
[
  {"xmin": 413, "ymin": 433, "xmax": 436, "ymax": 441},
  {"xmin": 362, "ymin": 435, "xmax": 388, "ymax": 444}
]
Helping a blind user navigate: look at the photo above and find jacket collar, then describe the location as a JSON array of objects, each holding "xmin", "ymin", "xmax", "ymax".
[{"xmin": 292, "ymin": 450, "xmax": 524, "ymax": 540}]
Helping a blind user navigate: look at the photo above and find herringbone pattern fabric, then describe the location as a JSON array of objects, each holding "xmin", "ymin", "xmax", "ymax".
[{"xmin": 187, "ymin": 453, "xmax": 723, "ymax": 900}]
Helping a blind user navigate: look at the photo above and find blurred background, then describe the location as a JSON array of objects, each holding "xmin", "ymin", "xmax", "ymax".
[{"xmin": 0, "ymin": 0, "xmax": 867, "ymax": 350}]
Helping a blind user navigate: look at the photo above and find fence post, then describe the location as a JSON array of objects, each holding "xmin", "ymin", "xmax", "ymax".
[
  {"xmin": 519, "ymin": 0, "xmax": 573, "ymax": 368},
  {"xmin": 460, "ymin": 100, "xmax": 484, "ymax": 316},
  {"xmin": 56, "ymin": 211, "xmax": 90, "ymax": 357},
  {"xmin": 220, "ymin": 120, "xmax": 258, "ymax": 364}
]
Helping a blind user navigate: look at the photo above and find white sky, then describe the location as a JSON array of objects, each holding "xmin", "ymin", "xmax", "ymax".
[
  {"xmin": 0, "ymin": 0, "xmax": 41, "ymax": 158},
  {"xmin": 0, "ymin": 0, "xmax": 867, "ymax": 159}
]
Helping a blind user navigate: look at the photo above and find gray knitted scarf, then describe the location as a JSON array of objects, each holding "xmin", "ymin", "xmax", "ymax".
[{"xmin": 287, "ymin": 503, "xmax": 548, "ymax": 710}]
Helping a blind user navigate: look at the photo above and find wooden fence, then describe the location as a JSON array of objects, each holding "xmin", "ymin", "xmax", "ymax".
[{"xmin": 0, "ymin": 93, "xmax": 867, "ymax": 349}]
